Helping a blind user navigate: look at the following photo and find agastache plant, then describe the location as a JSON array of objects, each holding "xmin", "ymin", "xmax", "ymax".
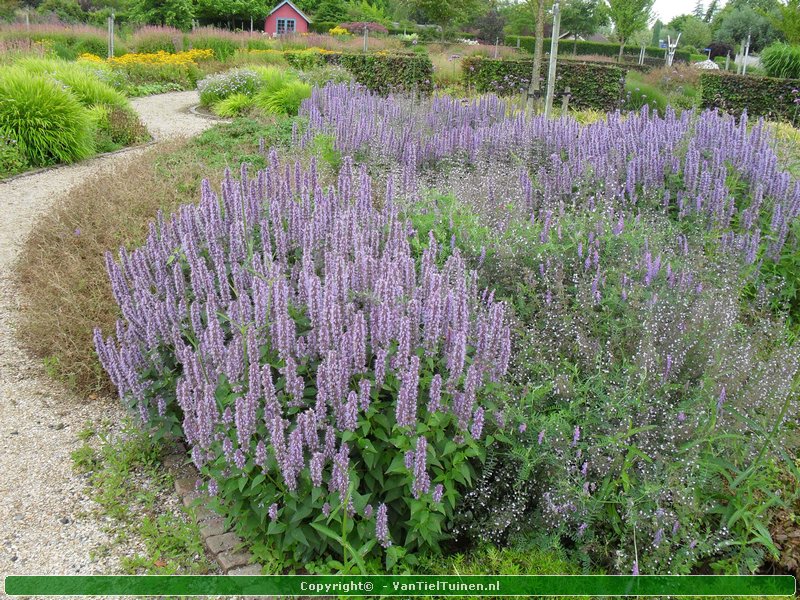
[{"xmin": 95, "ymin": 153, "xmax": 511, "ymax": 564}]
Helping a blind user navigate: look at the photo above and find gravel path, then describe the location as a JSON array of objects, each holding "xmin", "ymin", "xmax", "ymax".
[{"xmin": 0, "ymin": 91, "xmax": 216, "ymax": 588}]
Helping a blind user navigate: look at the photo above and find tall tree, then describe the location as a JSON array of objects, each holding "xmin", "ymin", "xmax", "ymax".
[
  {"xmin": 715, "ymin": 5, "xmax": 778, "ymax": 51},
  {"xmin": 561, "ymin": 0, "xmax": 608, "ymax": 53},
  {"xmin": 410, "ymin": 0, "xmax": 483, "ymax": 33},
  {"xmin": 692, "ymin": 0, "xmax": 704, "ymax": 19},
  {"xmin": 667, "ymin": 13, "xmax": 692, "ymax": 31},
  {"xmin": 681, "ymin": 15, "xmax": 712, "ymax": 48},
  {"xmin": 704, "ymin": 0, "xmax": 718, "ymax": 22},
  {"xmin": 651, "ymin": 17, "xmax": 662, "ymax": 44},
  {"xmin": 771, "ymin": 0, "xmax": 800, "ymax": 43},
  {"xmin": 346, "ymin": 0, "xmax": 390, "ymax": 24},
  {"xmin": 605, "ymin": 0, "xmax": 654, "ymax": 60},
  {"xmin": 313, "ymin": 0, "xmax": 348, "ymax": 23},
  {"xmin": 129, "ymin": 0, "xmax": 193, "ymax": 28},
  {"xmin": 472, "ymin": 6, "xmax": 506, "ymax": 43}
]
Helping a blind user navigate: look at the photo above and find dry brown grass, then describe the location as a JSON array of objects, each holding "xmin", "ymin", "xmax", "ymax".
[{"xmin": 15, "ymin": 141, "xmax": 201, "ymax": 395}]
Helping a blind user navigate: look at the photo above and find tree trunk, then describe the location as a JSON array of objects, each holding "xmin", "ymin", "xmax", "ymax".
[
  {"xmin": 573, "ymin": 34, "xmax": 578, "ymax": 55},
  {"xmin": 528, "ymin": 0, "xmax": 546, "ymax": 104},
  {"xmin": 618, "ymin": 39, "xmax": 625, "ymax": 62}
]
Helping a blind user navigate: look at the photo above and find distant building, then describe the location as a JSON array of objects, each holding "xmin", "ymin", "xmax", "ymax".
[{"xmin": 265, "ymin": 0, "xmax": 310, "ymax": 35}]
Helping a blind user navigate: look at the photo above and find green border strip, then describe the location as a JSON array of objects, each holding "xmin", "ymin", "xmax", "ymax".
[{"xmin": 4, "ymin": 575, "xmax": 796, "ymax": 597}]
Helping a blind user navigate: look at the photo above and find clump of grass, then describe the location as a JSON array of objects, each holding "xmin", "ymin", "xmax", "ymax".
[
  {"xmin": 212, "ymin": 92, "xmax": 255, "ymax": 117},
  {"xmin": 254, "ymin": 80, "xmax": 311, "ymax": 116},
  {"xmin": 254, "ymin": 65, "xmax": 293, "ymax": 93},
  {"xmin": 0, "ymin": 67, "xmax": 95, "ymax": 166},
  {"xmin": 761, "ymin": 43, "xmax": 800, "ymax": 79},
  {"xmin": 623, "ymin": 74, "xmax": 668, "ymax": 114}
]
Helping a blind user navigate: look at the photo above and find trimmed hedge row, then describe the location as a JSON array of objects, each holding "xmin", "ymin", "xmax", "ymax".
[
  {"xmin": 462, "ymin": 56, "xmax": 625, "ymax": 111},
  {"xmin": 284, "ymin": 51, "xmax": 433, "ymax": 94},
  {"xmin": 505, "ymin": 35, "xmax": 691, "ymax": 64},
  {"xmin": 700, "ymin": 71, "xmax": 800, "ymax": 125},
  {"xmin": 308, "ymin": 21, "xmax": 411, "ymax": 36}
]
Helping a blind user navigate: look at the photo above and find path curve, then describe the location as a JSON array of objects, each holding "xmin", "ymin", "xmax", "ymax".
[{"xmin": 0, "ymin": 91, "xmax": 215, "ymax": 583}]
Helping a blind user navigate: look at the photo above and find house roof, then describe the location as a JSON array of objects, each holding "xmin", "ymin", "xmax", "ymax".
[{"xmin": 268, "ymin": 0, "xmax": 311, "ymax": 22}]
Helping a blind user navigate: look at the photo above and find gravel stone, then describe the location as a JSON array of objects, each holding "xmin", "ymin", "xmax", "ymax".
[{"xmin": 0, "ymin": 92, "xmax": 216, "ymax": 595}]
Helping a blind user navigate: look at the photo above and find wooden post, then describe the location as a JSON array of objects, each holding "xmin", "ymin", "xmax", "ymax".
[
  {"xmin": 494, "ymin": 37, "xmax": 499, "ymax": 59},
  {"xmin": 363, "ymin": 26, "xmax": 368, "ymax": 53},
  {"xmin": 742, "ymin": 31, "xmax": 751, "ymax": 75},
  {"xmin": 725, "ymin": 51, "xmax": 730, "ymax": 71},
  {"xmin": 517, "ymin": 37, "xmax": 520, "ymax": 49},
  {"xmin": 544, "ymin": 1, "xmax": 561, "ymax": 119},
  {"xmin": 107, "ymin": 14, "xmax": 115, "ymax": 58},
  {"xmin": 561, "ymin": 86, "xmax": 571, "ymax": 115}
]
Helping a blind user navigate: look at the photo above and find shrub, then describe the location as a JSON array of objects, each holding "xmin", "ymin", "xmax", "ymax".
[
  {"xmin": 213, "ymin": 93, "xmax": 255, "ymax": 117},
  {"xmin": 761, "ymin": 43, "xmax": 800, "ymax": 80},
  {"xmin": 91, "ymin": 104, "xmax": 149, "ymax": 152},
  {"xmin": 461, "ymin": 56, "xmax": 624, "ymax": 111},
  {"xmin": 94, "ymin": 156, "xmax": 512, "ymax": 568},
  {"xmin": 0, "ymin": 67, "xmax": 94, "ymax": 166},
  {"xmin": 700, "ymin": 71, "xmax": 800, "ymax": 125},
  {"xmin": 254, "ymin": 80, "xmax": 311, "ymax": 115},
  {"xmin": 197, "ymin": 68, "xmax": 262, "ymax": 106}
]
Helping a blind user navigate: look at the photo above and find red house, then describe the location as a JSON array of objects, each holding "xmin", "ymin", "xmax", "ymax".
[{"xmin": 265, "ymin": 0, "xmax": 311, "ymax": 35}]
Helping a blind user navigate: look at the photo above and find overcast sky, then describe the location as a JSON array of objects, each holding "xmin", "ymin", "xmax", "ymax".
[{"xmin": 651, "ymin": 0, "xmax": 727, "ymax": 23}]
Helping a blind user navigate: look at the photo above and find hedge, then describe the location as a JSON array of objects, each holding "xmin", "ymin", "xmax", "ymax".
[
  {"xmin": 308, "ymin": 21, "xmax": 339, "ymax": 34},
  {"xmin": 284, "ymin": 50, "xmax": 433, "ymax": 94},
  {"xmin": 505, "ymin": 35, "xmax": 691, "ymax": 64},
  {"xmin": 462, "ymin": 56, "xmax": 625, "ymax": 111},
  {"xmin": 309, "ymin": 21, "xmax": 409, "ymax": 35},
  {"xmin": 700, "ymin": 71, "xmax": 800, "ymax": 125}
]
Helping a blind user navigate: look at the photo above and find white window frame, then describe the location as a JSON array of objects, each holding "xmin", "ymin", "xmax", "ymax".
[{"xmin": 276, "ymin": 18, "xmax": 296, "ymax": 34}]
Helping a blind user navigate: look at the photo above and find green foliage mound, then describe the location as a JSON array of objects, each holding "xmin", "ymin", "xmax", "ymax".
[
  {"xmin": 761, "ymin": 43, "xmax": 800, "ymax": 80},
  {"xmin": 16, "ymin": 58, "xmax": 128, "ymax": 109},
  {"xmin": 197, "ymin": 68, "xmax": 262, "ymax": 107},
  {"xmin": 0, "ymin": 68, "xmax": 95, "ymax": 166},
  {"xmin": 254, "ymin": 80, "xmax": 311, "ymax": 116}
]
